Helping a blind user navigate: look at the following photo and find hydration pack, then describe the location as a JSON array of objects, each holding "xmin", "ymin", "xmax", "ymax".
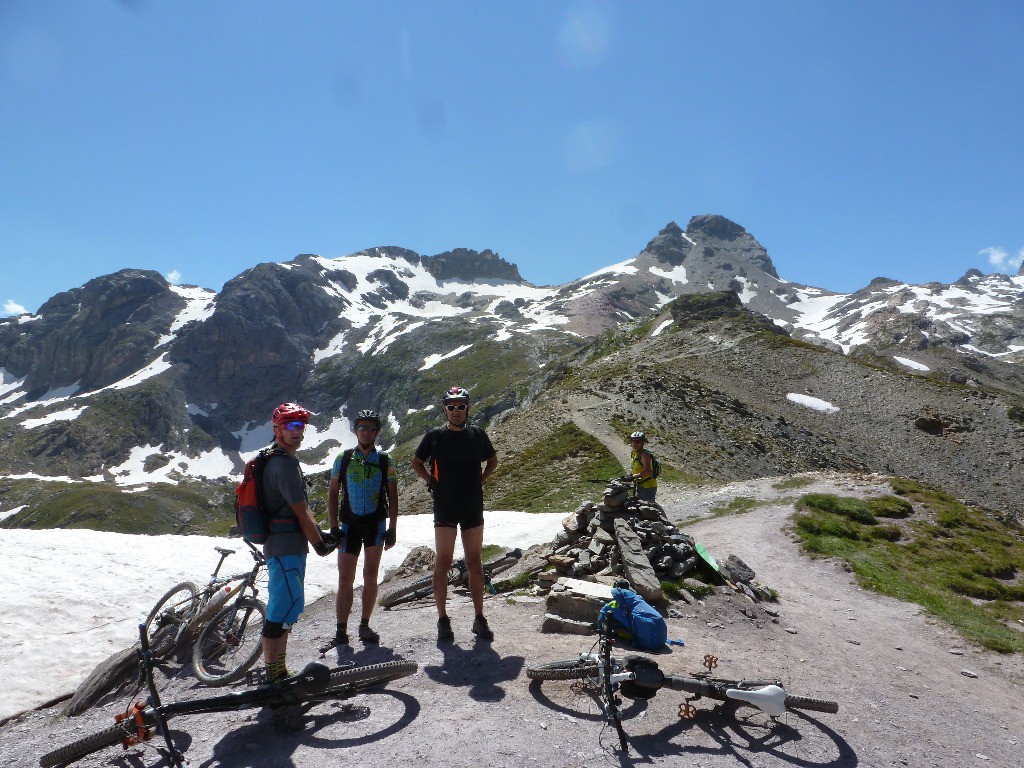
[
  {"xmin": 235, "ymin": 447, "xmax": 297, "ymax": 544},
  {"xmin": 599, "ymin": 586, "xmax": 667, "ymax": 650}
]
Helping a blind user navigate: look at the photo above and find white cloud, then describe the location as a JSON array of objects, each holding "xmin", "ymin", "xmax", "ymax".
[
  {"xmin": 166, "ymin": 269, "xmax": 182, "ymax": 285},
  {"xmin": 3, "ymin": 300, "xmax": 27, "ymax": 316},
  {"xmin": 981, "ymin": 246, "xmax": 1024, "ymax": 273}
]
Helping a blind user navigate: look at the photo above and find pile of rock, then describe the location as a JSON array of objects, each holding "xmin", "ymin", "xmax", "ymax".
[{"xmin": 537, "ymin": 479, "xmax": 775, "ymax": 636}]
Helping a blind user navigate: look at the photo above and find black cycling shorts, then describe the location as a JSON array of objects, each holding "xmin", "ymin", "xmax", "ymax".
[
  {"xmin": 433, "ymin": 505, "xmax": 484, "ymax": 530},
  {"xmin": 340, "ymin": 516, "xmax": 386, "ymax": 557}
]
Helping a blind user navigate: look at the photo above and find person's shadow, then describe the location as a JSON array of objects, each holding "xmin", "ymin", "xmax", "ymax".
[{"xmin": 422, "ymin": 638, "xmax": 524, "ymax": 702}]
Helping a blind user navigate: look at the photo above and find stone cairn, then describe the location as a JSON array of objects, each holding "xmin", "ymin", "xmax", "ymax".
[{"xmin": 536, "ymin": 478, "xmax": 774, "ymax": 635}]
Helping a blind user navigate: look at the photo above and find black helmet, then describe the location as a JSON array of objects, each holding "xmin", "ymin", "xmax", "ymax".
[
  {"xmin": 442, "ymin": 386, "xmax": 470, "ymax": 403},
  {"xmin": 629, "ymin": 431, "xmax": 646, "ymax": 441},
  {"xmin": 354, "ymin": 409, "xmax": 381, "ymax": 428}
]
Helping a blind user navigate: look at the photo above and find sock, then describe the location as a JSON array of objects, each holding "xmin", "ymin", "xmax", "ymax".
[{"xmin": 266, "ymin": 654, "xmax": 288, "ymax": 681}]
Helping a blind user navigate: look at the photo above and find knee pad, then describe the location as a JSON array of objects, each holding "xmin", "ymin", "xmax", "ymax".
[{"xmin": 262, "ymin": 620, "xmax": 285, "ymax": 639}]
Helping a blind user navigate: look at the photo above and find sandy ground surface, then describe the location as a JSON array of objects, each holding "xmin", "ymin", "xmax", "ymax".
[{"xmin": 3, "ymin": 472, "xmax": 1023, "ymax": 768}]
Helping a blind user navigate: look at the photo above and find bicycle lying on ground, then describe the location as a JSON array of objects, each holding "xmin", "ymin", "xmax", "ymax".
[
  {"xmin": 379, "ymin": 547, "xmax": 524, "ymax": 609},
  {"xmin": 526, "ymin": 616, "xmax": 838, "ymax": 752},
  {"xmin": 144, "ymin": 541, "xmax": 268, "ymax": 685},
  {"xmin": 40, "ymin": 623, "xmax": 417, "ymax": 768}
]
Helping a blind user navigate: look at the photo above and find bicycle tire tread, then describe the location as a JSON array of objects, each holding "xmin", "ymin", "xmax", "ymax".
[
  {"xmin": 784, "ymin": 694, "xmax": 840, "ymax": 714},
  {"xmin": 326, "ymin": 660, "xmax": 417, "ymax": 690},
  {"xmin": 39, "ymin": 720, "xmax": 135, "ymax": 768},
  {"xmin": 526, "ymin": 660, "xmax": 600, "ymax": 681}
]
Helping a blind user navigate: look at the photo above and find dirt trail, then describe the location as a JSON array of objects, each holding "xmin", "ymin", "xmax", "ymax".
[
  {"xmin": 567, "ymin": 393, "xmax": 632, "ymax": 466},
  {"xmin": 3, "ymin": 473, "xmax": 1023, "ymax": 767}
]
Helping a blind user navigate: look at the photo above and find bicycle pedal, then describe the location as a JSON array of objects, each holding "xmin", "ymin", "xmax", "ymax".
[
  {"xmin": 246, "ymin": 667, "xmax": 271, "ymax": 687},
  {"xmin": 678, "ymin": 701, "xmax": 698, "ymax": 719},
  {"xmin": 703, "ymin": 654, "xmax": 718, "ymax": 671}
]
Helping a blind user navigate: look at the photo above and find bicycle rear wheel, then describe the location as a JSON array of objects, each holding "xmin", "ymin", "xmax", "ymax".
[
  {"xmin": 39, "ymin": 719, "xmax": 139, "ymax": 768},
  {"xmin": 526, "ymin": 659, "xmax": 601, "ymax": 681},
  {"xmin": 326, "ymin": 660, "xmax": 418, "ymax": 692},
  {"xmin": 379, "ymin": 574, "xmax": 434, "ymax": 608},
  {"xmin": 191, "ymin": 597, "xmax": 267, "ymax": 686},
  {"xmin": 145, "ymin": 581, "xmax": 199, "ymax": 658}
]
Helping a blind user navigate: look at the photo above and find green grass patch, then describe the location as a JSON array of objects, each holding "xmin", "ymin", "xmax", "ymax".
[
  {"xmin": 793, "ymin": 487, "xmax": 1024, "ymax": 653},
  {"xmin": 487, "ymin": 421, "xmax": 622, "ymax": 513},
  {"xmin": 1, "ymin": 480, "xmax": 235, "ymax": 535},
  {"xmin": 707, "ymin": 496, "xmax": 762, "ymax": 518},
  {"xmin": 772, "ymin": 476, "xmax": 815, "ymax": 490}
]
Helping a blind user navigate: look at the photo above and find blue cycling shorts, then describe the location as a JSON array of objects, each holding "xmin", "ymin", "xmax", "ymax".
[{"xmin": 266, "ymin": 554, "xmax": 306, "ymax": 626}]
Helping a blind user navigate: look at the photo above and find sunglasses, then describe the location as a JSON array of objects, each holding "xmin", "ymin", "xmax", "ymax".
[
  {"xmin": 355, "ymin": 424, "xmax": 379, "ymax": 432},
  {"xmin": 444, "ymin": 403, "xmax": 468, "ymax": 412},
  {"xmin": 283, "ymin": 421, "xmax": 306, "ymax": 431}
]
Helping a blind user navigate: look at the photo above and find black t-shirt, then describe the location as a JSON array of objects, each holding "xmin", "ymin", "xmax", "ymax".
[{"xmin": 415, "ymin": 426, "xmax": 496, "ymax": 514}]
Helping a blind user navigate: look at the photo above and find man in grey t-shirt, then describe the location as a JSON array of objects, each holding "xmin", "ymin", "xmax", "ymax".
[{"xmin": 259, "ymin": 402, "xmax": 335, "ymax": 684}]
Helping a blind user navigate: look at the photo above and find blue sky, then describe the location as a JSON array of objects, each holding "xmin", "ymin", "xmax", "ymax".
[{"xmin": 2, "ymin": 1, "xmax": 1022, "ymax": 316}]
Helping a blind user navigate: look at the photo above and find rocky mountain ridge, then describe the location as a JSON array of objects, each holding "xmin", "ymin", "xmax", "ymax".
[{"xmin": 2, "ymin": 214, "xmax": 1023, "ymax": 529}]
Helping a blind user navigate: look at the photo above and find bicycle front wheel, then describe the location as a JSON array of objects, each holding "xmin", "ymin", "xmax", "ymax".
[
  {"xmin": 39, "ymin": 719, "xmax": 139, "ymax": 768},
  {"xmin": 526, "ymin": 659, "xmax": 601, "ymax": 682},
  {"xmin": 326, "ymin": 660, "xmax": 418, "ymax": 692},
  {"xmin": 191, "ymin": 597, "xmax": 267, "ymax": 686},
  {"xmin": 379, "ymin": 574, "xmax": 434, "ymax": 608},
  {"xmin": 145, "ymin": 581, "xmax": 199, "ymax": 657}
]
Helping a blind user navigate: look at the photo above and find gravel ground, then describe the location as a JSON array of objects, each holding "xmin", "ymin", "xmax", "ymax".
[{"xmin": 3, "ymin": 472, "xmax": 1023, "ymax": 768}]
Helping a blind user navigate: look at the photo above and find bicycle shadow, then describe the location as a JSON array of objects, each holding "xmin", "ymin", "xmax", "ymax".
[
  {"xmin": 526, "ymin": 679, "xmax": 647, "ymax": 723},
  {"xmin": 188, "ymin": 690, "xmax": 420, "ymax": 767},
  {"xmin": 421, "ymin": 640, "xmax": 524, "ymax": 702},
  {"xmin": 622, "ymin": 703, "xmax": 857, "ymax": 768}
]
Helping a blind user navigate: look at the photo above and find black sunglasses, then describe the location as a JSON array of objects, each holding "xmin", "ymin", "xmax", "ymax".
[{"xmin": 444, "ymin": 403, "xmax": 468, "ymax": 412}]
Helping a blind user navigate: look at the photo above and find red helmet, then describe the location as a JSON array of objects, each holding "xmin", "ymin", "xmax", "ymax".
[{"xmin": 272, "ymin": 402, "xmax": 311, "ymax": 427}]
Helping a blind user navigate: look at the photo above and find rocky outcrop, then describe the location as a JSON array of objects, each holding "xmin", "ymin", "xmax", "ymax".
[
  {"xmin": 421, "ymin": 248, "xmax": 524, "ymax": 283},
  {"xmin": 0, "ymin": 269, "xmax": 183, "ymax": 393}
]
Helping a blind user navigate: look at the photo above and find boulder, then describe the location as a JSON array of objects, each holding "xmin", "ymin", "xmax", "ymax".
[
  {"xmin": 721, "ymin": 554, "xmax": 756, "ymax": 584},
  {"xmin": 613, "ymin": 518, "xmax": 664, "ymax": 603}
]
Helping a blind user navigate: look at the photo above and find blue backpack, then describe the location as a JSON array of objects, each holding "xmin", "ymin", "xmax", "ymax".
[{"xmin": 599, "ymin": 587, "xmax": 667, "ymax": 650}]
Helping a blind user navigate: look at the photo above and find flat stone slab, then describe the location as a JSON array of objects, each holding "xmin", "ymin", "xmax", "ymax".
[{"xmin": 556, "ymin": 577, "xmax": 614, "ymax": 600}]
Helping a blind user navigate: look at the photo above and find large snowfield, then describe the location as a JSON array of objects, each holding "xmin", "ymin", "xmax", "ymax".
[{"xmin": 0, "ymin": 511, "xmax": 565, "ymax": 721}]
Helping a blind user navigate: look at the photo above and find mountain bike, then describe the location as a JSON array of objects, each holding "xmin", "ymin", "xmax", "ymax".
[
  {"xmin": 39, "ymin": 624, "xmax": 417, "ymax": 768},
  {"xmin": 143, "ymin": 542, "xmax": 267, "ymax": 685},
  {"xmin": 526, "ymin": 616, "xmax": 838, "ymax": 752},
  {"xmin": 379, "ymin": 547, "xmax": 524, "ymax": 608}
]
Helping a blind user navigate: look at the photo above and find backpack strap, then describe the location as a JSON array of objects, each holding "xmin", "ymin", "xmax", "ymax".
[{"xmin": 256, "ymin": 445, "xmax": 299, "ymax": 534}]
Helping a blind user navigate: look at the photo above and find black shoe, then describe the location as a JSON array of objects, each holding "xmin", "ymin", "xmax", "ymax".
[
  {"xmin": 437, "ymin": 616, "xmax": 454, "ymax": 642},
  {"xmin": 358, "ymin": 623, "xmax": 379, "ymax": 644},
  {"xmin": 472, "ymin": 615, "xmax": 494, "ymax": 641},
  {"xmin": 334, "ymin": 631, "xmax": 349, "ymax": 647}
]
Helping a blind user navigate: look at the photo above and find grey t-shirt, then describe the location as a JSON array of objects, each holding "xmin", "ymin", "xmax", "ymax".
[{"xmin": 261, "ymin": 448, "xmax": 308, "ymax": 557}]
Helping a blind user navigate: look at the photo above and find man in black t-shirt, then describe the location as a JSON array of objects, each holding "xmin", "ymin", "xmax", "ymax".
[{"xmin": 412, "ymin": 386, "xmax": 498, "ymax": 642}]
